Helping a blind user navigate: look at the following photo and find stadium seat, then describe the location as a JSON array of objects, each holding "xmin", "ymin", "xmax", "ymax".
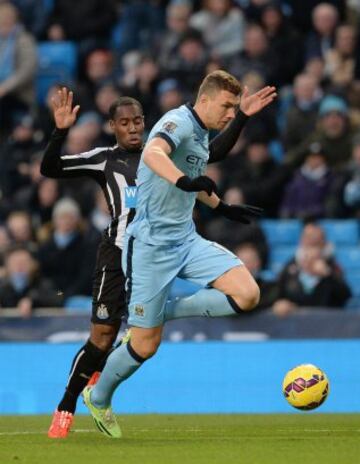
[
  {"xmin": 36, "ymin": 41, "xmax": 78, "ymax": 104},
  {"xmin": 335, "ymin": 246, "xmax": 360, "ymax": 271},
  {"xmin": 269, "ymin": 246, "xmax": 296, "ymax": 274},
  {"xmin": 260, "ymin": 220, "xmax": 302, "ymax": 246},
  {"xmin": 318, "ymin": 219, "xmax": 359, "ymax": 246}
]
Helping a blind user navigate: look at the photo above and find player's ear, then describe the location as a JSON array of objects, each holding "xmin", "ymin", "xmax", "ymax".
[{"xmin": 109, "ymin": 119, "xmax": 115, "ymax": 132}]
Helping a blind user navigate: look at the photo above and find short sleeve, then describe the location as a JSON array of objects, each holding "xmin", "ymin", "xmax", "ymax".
[{"xmin": 153, "ymin": 112, "xmax": 193, "ymax": 153}]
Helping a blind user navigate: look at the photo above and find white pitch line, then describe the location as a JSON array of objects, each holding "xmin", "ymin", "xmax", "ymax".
[{"xmin": 1, "ymin": 428, "xmax": 359, "ymax": 437}]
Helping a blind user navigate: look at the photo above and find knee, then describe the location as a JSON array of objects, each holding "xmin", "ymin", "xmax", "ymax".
[
  {"xmin": 233, "ymin": 282, "xmax": 260, "ymax": 312},
  {"xmin": 134, "ymin": 334, "xmax": 161, "ymax": 359},
  {"xmin": 90, "ymin": 327, "xmax": 118, "ymax": 352}
]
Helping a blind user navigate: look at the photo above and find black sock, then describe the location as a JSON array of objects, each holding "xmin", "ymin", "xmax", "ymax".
[{"xmin": 57, "ymin": 340, "xmax": 109, "ymax": 413}]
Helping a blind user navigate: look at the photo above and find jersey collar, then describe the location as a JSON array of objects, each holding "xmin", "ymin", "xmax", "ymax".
[{"xmin": 185, "ymin": 102, "xmax": 207, "ymax": 131}]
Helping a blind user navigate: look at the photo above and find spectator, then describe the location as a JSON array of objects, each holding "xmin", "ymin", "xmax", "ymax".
[
  {"xmin": 324, "ymin": 24, "xmax": 357, "ymax": 89},
  {"xmin": 329, "ymin": 133, "xmax": 360, "ymax": 217},
  {"xmin": 240, "ymin": 0, "xmax": 275, "ymax": 24},
  {"xmin": 115, "ymin": 0, "xmax": 165, "ymax": 57},
  {"xmin": 234, "ymin": 242, "xmax": 278, "ymax": 309},
  {"xmin": 285, "ymin": 94, "xmax": 354, "ymax": 171},
  {"xmin": 305, "ymin": 3, "xmax": 339, "ymax": 61},
  {"xmin": 204, "ymin": 185, "xmax": 269, "ymax": 266},
  {"xmin": 0, "ymin": 225, "xmax": 11, "ymax": 277},
  {"xmin": 89, "ymin": 187, "xmax": 111, "ymax": 234},
  {"xmin": 297, "ymin": 222, "xmax": 336, "ymax": 262},
  {"xmin": 146, "ymin": 78, "xmax": 185, "ymax": 129},
  {"xmin": 304, "ymin": 56, "xmax": 327, "ymax": 89},
  {"xmin": 0, "ymin": 246, "xmax": 62, "ymax": 316},
  {"xmin": 280, "ymin": 142, "xmax": 335, "ymax": 219},
  {"xmin": 272, "ymin": 244, "xmax": 351, "ymax": 317},
  {"xmin": 38, "ymin": 198, "xmax": 99, "ymax": 299},
  {"xmin": 0, "ymin": 114, "xmax": 43, "ymax": 200},
  {"xmin": 159, "ymin": 0, "xmax": 193, "ymax": 69},
  {"xmin": 47, "ymin": 0, "xmax": 117, "ymax": 53},
  {"xmin": 260, "ymin": 1, "xmax": 303, "ymax": 86},
  {"xmin": 77, "ymin": 49, "xmax": 117, "ymax": 112},
  {"xmin": 190, "ymin": 0, "xmax": 245, "ymax": 59},
  {"xmin": 14, "ymin": 177, "xmax": 60, "ymax": 233},
  {"xmin": 0, "ymin": 2, "xmax": 37, "ymax": 135},
  {"xmin": 6, "ymin": 210, "xmax": 37, "ymax": 251},
  {"xmin": 229, "ymin": 23, "xmax": 280, "ymax": 85},
  {"xmin": 282, "ymin": 73, "xmax": 322, "ymax": 150},
  {"xmin": 165, "ymin": 30, "xmax": 209, "ymax": 96},
  {"xmin": 11, "ymin": 0, "xmax": 51, "ymax": 38},
  {"xmin": 222, "ymin": 139, "xmax": 289, "ymax": 217},
  {"xmin": 237, "ymin": 70, "xmax": 279, "ymax": 143},
  {"xmin": 123, "ymin": 55, "xmax": 160, "ymax": 129}
]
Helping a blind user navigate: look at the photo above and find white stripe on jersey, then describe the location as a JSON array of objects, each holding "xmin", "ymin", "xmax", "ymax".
[
  {"xmin": 114, "ymin": 172, "xmax": 129, "ymax": 249},
  {"xmin": 61, "ymin": 147, "xmax": 107, "ymax": 160},
  {"xmin": 63, "ymin": 161, "xmax": 106, "ymax": 171},
  {"xmin": 106, "ymin": 182, "xmax": 116, "ymax": 237}
]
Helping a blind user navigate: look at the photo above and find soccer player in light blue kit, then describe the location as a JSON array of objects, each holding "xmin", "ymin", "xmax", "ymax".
[{"xmin": 83, "ymin": 71, "xmax": 277, "ymax": 437}]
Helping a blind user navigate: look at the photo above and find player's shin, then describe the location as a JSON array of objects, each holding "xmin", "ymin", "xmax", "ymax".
[
  {"xmin": 89, "ymin": 341, "xmax": 146, "ymax": 409},
  {"xmin": 164, "ymin": 288, "xmax": 243, "ymax": 321},
  {"xmin": 57, "ymin": 340, "xmax": 109, "ymax": 413}
]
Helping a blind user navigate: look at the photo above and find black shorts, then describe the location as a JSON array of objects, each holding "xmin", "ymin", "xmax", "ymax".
[{"xmin": 91, "ymin": 238, "xmax": 127, "ymax": 325}]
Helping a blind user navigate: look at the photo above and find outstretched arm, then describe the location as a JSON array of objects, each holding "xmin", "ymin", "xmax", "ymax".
[
  {"xmin": 40, "ymin": 87, "xmax": 80, "ymax": 178},
  {"xmin": 208, "ymin": 85, "xmax": 277, "ymax": 164}
]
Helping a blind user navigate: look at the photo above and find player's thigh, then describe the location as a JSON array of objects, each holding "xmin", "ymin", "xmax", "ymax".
[
  {"xmin": 179, "ymin": 237, "xmax": 242, "ymax": 287},
  {"xmin": 92, "ymin": 240, "xmax": 126, "ymax": 326},
  {"xmin": 124, "ymin": 236, "xmax": 179, "ymax": 328},
  {"xmin": 211, "ymin": 264, "xmax": 258, "ymax": 297},
  {"xmin": 127, "ymin": 279, "xmax": 173, "ymax": 328}
]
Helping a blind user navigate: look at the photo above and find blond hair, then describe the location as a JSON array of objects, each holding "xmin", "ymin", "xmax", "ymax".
[{"xmin": 197, "ymin": 70, "xmax": 241, "ymax": 100}]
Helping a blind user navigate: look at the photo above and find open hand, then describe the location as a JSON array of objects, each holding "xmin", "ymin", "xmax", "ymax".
[
  {"xmin": 51, "ymin": 87, "xmax": 80, "ymax": 129},
  {"xmin": 240, "ymin": 85, "xmax": 277, "ymax": 116}
]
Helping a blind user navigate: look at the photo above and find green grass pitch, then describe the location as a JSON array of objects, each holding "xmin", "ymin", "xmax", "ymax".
[{"xmin": 0, "ymin": 414, "xmax": 359, "ymax": 464}]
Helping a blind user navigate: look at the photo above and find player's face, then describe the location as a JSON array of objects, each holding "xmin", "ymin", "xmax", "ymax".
[
  {"xmin": 206, "ymin": 90, "xmax": 239, "ymax": 130},
  {"xmin": 110, "ymin": 104, "xmax": 145, "ymax": 151}
]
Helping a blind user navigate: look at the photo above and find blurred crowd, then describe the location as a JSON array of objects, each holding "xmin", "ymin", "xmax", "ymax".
[{"xmin": 0, "ymin": 0, "xmax": 358, "ymax": 316}]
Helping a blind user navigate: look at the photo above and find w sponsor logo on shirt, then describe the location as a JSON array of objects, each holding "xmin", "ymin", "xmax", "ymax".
[{"xmin": 124, "ymin": 186, "xmax": 137, "ymax": 208}]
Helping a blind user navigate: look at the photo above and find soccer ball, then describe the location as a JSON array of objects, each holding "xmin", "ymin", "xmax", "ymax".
[{"xmin": 282, "ymin": 364, "xmax": 329, "ymax": 410}]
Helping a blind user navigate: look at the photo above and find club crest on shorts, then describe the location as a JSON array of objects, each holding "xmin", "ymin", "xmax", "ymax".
[
  {"xmin": 162, "ymin": 121, "xmax": 177, "ymax": 133},
  {"xmin": 97, "ymin": 303, "xmax": 109, "ymax": 319},
  {"xmin": 134, "ymin": 304, "xmax": 145, "ymax": 317}
]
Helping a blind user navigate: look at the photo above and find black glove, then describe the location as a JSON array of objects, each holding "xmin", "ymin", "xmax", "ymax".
[
  {"xmin": 215, "ymin": 201, "xmax": 263, "ymax": 224},
  {"xmin": 176, "ymin": 175, "xmax": 218, "ymax": 196}
]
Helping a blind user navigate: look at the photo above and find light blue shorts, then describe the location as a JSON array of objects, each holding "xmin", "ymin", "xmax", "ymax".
[{"xmin": 122, "ymin": 233, "xmax": 242, "ymax": 328}]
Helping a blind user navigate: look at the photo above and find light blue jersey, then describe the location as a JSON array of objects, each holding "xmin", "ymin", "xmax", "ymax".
[{"xmin": 126, "ymin": 104, "xmax": 209, "ymax": 245}]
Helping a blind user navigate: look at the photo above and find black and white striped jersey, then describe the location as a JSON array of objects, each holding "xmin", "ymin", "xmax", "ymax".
[
  {"xmin": 41, "ymin": 128, "xmax": 141, "ymax": 249},
  {"xmin": 40, "ymin": 112, "xmax": 249, "ymax": 249}
]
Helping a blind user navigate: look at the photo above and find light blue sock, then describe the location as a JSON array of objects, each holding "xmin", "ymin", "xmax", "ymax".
[
  {"xmin": 164, "ymin": 288, "xmax": 241, "ymax": 321},
  {"xmin": 90, "ymin": 342, "xmax": 144, "ymax": 408}
]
